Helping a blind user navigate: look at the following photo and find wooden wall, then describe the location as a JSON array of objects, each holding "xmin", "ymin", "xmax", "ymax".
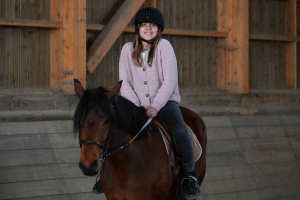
[
  {"xmin": 0, "ymin": 0, "xmax": 299, "ymax": 92},
  {"xmin": 249, "ymin": 0, "xmax": 287, "ymax": 90},
  {"xmin": 86, "ymin": 0, "xmax": 219, "ymax": 89},
  {"xmin": 0, "ymin": 0, "xmax": 50, "ymax": 89}
]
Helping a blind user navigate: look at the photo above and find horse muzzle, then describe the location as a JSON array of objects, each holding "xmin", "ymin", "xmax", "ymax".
[{"xmin": 79, "ymin": 160, "xmax": 100, "ymax": 176}]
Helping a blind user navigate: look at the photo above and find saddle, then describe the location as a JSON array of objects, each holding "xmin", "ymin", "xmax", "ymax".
[{"xmin": 152, "ymin": 120, "xmax": 202, "ymax": 176}]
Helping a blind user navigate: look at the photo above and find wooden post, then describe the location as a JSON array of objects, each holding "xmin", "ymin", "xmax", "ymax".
[
  {"xmin": 226, "ymin": 0, "xmax": 249, "ymax": 93},
  {"xmin": 61, "ymin": 0, "xmax": 86, "ymax": 92},
  {"xmin": 50, "ymin": 0, "xmax": 62, "ymax": 89},
  {"xmin": 285, "ymin": 0, "xmax": 297, "ymax": 89},
  {"xmin": 217, "ymin": 0, "xmax": 229, "ymax": 92}
]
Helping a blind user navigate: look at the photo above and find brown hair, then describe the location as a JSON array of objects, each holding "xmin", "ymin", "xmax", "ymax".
[{"xmin": 131, "ymin": 31, "xmax": 161, "ymax": 67}]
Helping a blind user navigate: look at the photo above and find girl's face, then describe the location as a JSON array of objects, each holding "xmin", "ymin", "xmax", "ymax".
[{"xmin": 139, "ymin": 23, "xmax": 159, "ymax": 41}]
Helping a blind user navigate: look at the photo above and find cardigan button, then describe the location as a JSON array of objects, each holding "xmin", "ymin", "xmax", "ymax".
[
  {"xmin": 144, "ymin": 81, "xmax": 147, "ymax": 84},
  {"xmin": 143, "ymin": 68, "xmax": 146, "ymax": 71},
  {"xmin": 145, "ymin": 94, "xmax": 149, "ymax": 97}
]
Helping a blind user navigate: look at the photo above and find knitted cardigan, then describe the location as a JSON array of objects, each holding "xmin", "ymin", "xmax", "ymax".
[{"xmin": 119, "ymin": 39, "xmax": 181, "ymax": 112}]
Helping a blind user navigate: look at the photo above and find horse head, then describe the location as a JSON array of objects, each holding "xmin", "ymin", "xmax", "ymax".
[{"xmin": 73, "ymin": 79, "xmax": 122, "ymax": 176}]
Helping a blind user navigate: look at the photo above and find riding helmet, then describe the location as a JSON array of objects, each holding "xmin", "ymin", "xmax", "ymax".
[{"xmin": 134, "ymin": 7, "xmax": 164, "ymax": 33}]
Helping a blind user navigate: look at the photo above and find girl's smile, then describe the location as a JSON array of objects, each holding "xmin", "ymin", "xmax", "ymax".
[{"xmin": 139, "ymin": 23, "xmax": 158, "ymax": 41}]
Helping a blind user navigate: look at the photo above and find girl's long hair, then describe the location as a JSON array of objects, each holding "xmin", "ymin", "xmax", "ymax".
[{"xmin": 131, "ymin": 31, "xmax": 162, "ymax": 67}]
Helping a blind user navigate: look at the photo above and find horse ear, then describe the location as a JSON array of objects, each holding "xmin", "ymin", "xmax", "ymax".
[
  {"xmin": 107, "ymin": 80, "xmax": 123, "ymax": 101},
  {"xmin": 74, "ymin": 79, "xmax": 85, "ymax": 98}
]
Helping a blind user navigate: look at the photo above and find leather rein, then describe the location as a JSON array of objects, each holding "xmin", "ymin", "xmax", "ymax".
[{"xmin": 79, "ymin": 105, "xmax": 153, "ymax": 162}]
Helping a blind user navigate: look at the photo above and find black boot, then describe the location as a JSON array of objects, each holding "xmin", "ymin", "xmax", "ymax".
[
  {"xmin": 92, "ymin": 180, "xmax": 103, "ymax": 194},
  {"xmin": 181, "ymin": 171, "xmax": 201, "ymax": 200}
]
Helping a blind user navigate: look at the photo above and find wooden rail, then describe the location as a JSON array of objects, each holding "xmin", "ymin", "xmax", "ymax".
[
  {"xmin": 249, "ymin": 34, "xmax": 300, "ymax": 42},
  {"xmin": 0, "ymin": 19, "xmax": 62, "ymax": 28},
  {"xmin": 1, "ymin": 20, "xmax": 298, "ymax": 42},
  {"xmin": 86, "ymin": 24, "xmax": 228, "ymax": 38}
]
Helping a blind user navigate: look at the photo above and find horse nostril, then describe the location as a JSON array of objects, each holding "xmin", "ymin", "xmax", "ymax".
[
  {"xmin": 79, "ymin": 162, "xmax": 87, "ymax": 172},
  {"xmin": 79, "ymin": 160, "xmax": 99, "ymax": 176}
]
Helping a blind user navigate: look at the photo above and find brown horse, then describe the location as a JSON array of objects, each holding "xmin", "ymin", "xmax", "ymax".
[{"xmin": 73, "ymin": 79, "xmax": 207, "ymax": 200}]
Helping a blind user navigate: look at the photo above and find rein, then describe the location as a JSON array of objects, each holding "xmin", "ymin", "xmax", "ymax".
[{"xmin": 79, "ymin": 116, "xmax": 153, "ymax": 162}]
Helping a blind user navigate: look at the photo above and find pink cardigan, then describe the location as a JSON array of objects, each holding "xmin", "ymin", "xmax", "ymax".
[{"xmin": 119, "ymin": 39, "xmax": 181, "ymax": 112}]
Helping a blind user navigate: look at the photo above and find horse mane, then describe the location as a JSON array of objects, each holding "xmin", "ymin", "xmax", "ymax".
[{"xmin": 73, "ymin": 85, "xmax": 149, "ymax": 138}]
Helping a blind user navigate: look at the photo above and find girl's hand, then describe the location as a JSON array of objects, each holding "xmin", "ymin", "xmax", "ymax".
[{"xmin": 146, "ymin": 106, "xmax": 158, "ymax": 117}]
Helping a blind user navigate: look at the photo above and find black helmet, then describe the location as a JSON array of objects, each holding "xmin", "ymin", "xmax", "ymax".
[{"xmin": 134, "ymin": 7, "xmax": 164, "ymax": 33}]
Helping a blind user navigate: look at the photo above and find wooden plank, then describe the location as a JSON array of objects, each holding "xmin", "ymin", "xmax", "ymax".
[
  {"xmin": 285, "ymin": 0, "xmax": 297, "ymax": 89},
  {"xmin": 205, "ymin": 165, "xmax": 252, "ymax": 181},
  {"xmin": 0, "ymin": 19, "xmax": 62, "ymax": 28},
  {"xmin": 207, "ymin": 139, "xmax": 242, "ymax": 153},
  {"xmin": 0, "ymin": 163, "xmax": 83, "ymax": 183},
  {"xmin": 61, "ymin": 0, "xmax": 86, "ymax": 92},
  {"xmin": 1, "ymin": 27, "xmax": 10, "ymax": 88},
  {"xmin": 0, "ymin": 120, "xmax": 72, "ymax": 135},
  {"xmin": 202, "ymin": 177, "xmax": 257, "ymax": 195},
  {"xmin": 250, "ymin": 161, "xmax": 299, "ymax": 176},
  {"xmin": 0, "ymin": 133, "xmax": 78, "ymax": 151},
  {"xmin": 10, "ymin": 26, "xmax": 20, "ymax": 88},
  {"xmin": 0, "ymin": 148, "xmax": 79, "ymax": 167},
  {"xmin": 0, "ymin": 177, "xmax": 95, "ymax": 199},
  {"xmin": 244, "ymin": 149, "xmax": 295, "ymax": 163},
  {"xmin": 143, "ymin": 0, "xmax": 156, "ymax": 7},
  {"xmin": 286, "ymin": 0, "xmax": 296, "ymax": 37},
  {"xmin": 250, "ymin": 34, "xmax": 300, "ymax": 42},
  {"xmin": 77, "ymin": 0, "xmax": 87, "ymax": 88},
  {"xmin": 86, "ymin": 23, "xmax": 228, "ymax": 37},
  {"xmin": 227, "ymin": 0, "xmax": 249, "ymax": 93},
  {"xmin": 235, "ymin": 125, "xmax": 286, "ymax": 139},
  {"xmin": 86, "ymin": 0, "xmax": 145, "ymax": 73},
  {"xmin": 217, "ymin": 0, "xmax": 229, "ymax": 91},
  {"xmin": 50, "ymin": 0, "xmax": 63, "ymax": 89}
]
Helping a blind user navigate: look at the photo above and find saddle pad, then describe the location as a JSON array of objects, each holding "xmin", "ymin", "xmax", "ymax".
[
  {"xmin": 185, "ymin": 124, "xmax": 202, "ymax": 162},
  {"xmin": 158, "ymin": 123, "xmax": 202, "ymax": 162}
]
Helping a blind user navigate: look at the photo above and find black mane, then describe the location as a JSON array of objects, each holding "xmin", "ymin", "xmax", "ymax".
[{"xmin": 73, "ymin": 85, "xmax": 149, "ymax": 138}]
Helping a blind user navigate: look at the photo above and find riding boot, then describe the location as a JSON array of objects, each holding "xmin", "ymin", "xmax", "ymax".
[
  {"xmin": 92, "ymin": 180, "xmax": 103, "ymax": 194},
  {"xmin": 181, "ymin": 171, "xmax": 201, "ymax": 200}
]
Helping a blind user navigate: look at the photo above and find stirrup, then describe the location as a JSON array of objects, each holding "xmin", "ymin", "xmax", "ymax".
[
  {"xmin": 181, "ymin": 175, "xmax": 200, "ymax": 200},
  {"xmin": 92, "ymin": 181, "xmax": 103, "ymax": 194}
]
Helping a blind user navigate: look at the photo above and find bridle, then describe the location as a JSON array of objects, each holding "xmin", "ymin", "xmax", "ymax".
[{"xmin": 79, "ymin": 105, "xmax": 153, "ymax": 162}]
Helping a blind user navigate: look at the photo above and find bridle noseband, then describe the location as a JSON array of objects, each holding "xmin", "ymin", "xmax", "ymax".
[{"xmin": 79, "ymin": 139, "xmax": 105, "ymax": 149}]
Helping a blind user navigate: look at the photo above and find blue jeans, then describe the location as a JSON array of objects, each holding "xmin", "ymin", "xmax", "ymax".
[{"xmin": 156, "ymin": 101, "xmax": 195, "ymax": 173}]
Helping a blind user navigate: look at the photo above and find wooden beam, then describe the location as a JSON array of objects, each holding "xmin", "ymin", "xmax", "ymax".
[
  {"xmin": 143, "ymin": 0, "xmax": 156, "ymax": 7},
  {"xmin": 285, "ymin": 0, "xmax": 297, "ymax": 89},
  {"xmin": 86, "ymin": 24, "xmax": 228, "ymax": 38},
  {"xmin": 78, "ymin": 0, "xmax": 87, "ymax": 88},
  {"xmin": 0, "ymin": 19, "xmax": 62, "ymax": 28},
  {"xmin": 227, "ymin": 0, "xmax": 249, "ymax": 93},
  {"xmin": 50, "ymin": 0, "xmax": 63, "ymax": 89},
  {"xmin": 86, "ymin": 0, "xmax": 145, "ymax": 73},
  {"xmin": 61, "ymin": 0, "xmax": 86, "ymax": 92},
  {"xmin": 217, "ymin": 0, "xmax": 229, "ymax": 92},
  {"xmin": 250, "ymin": 34, "xmax": 300, "ymax": 42}
]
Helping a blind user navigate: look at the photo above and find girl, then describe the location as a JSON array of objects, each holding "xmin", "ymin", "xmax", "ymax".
[{"xmin": 118, "ymin": 7, "xmax": 201, "ymax": 199}]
